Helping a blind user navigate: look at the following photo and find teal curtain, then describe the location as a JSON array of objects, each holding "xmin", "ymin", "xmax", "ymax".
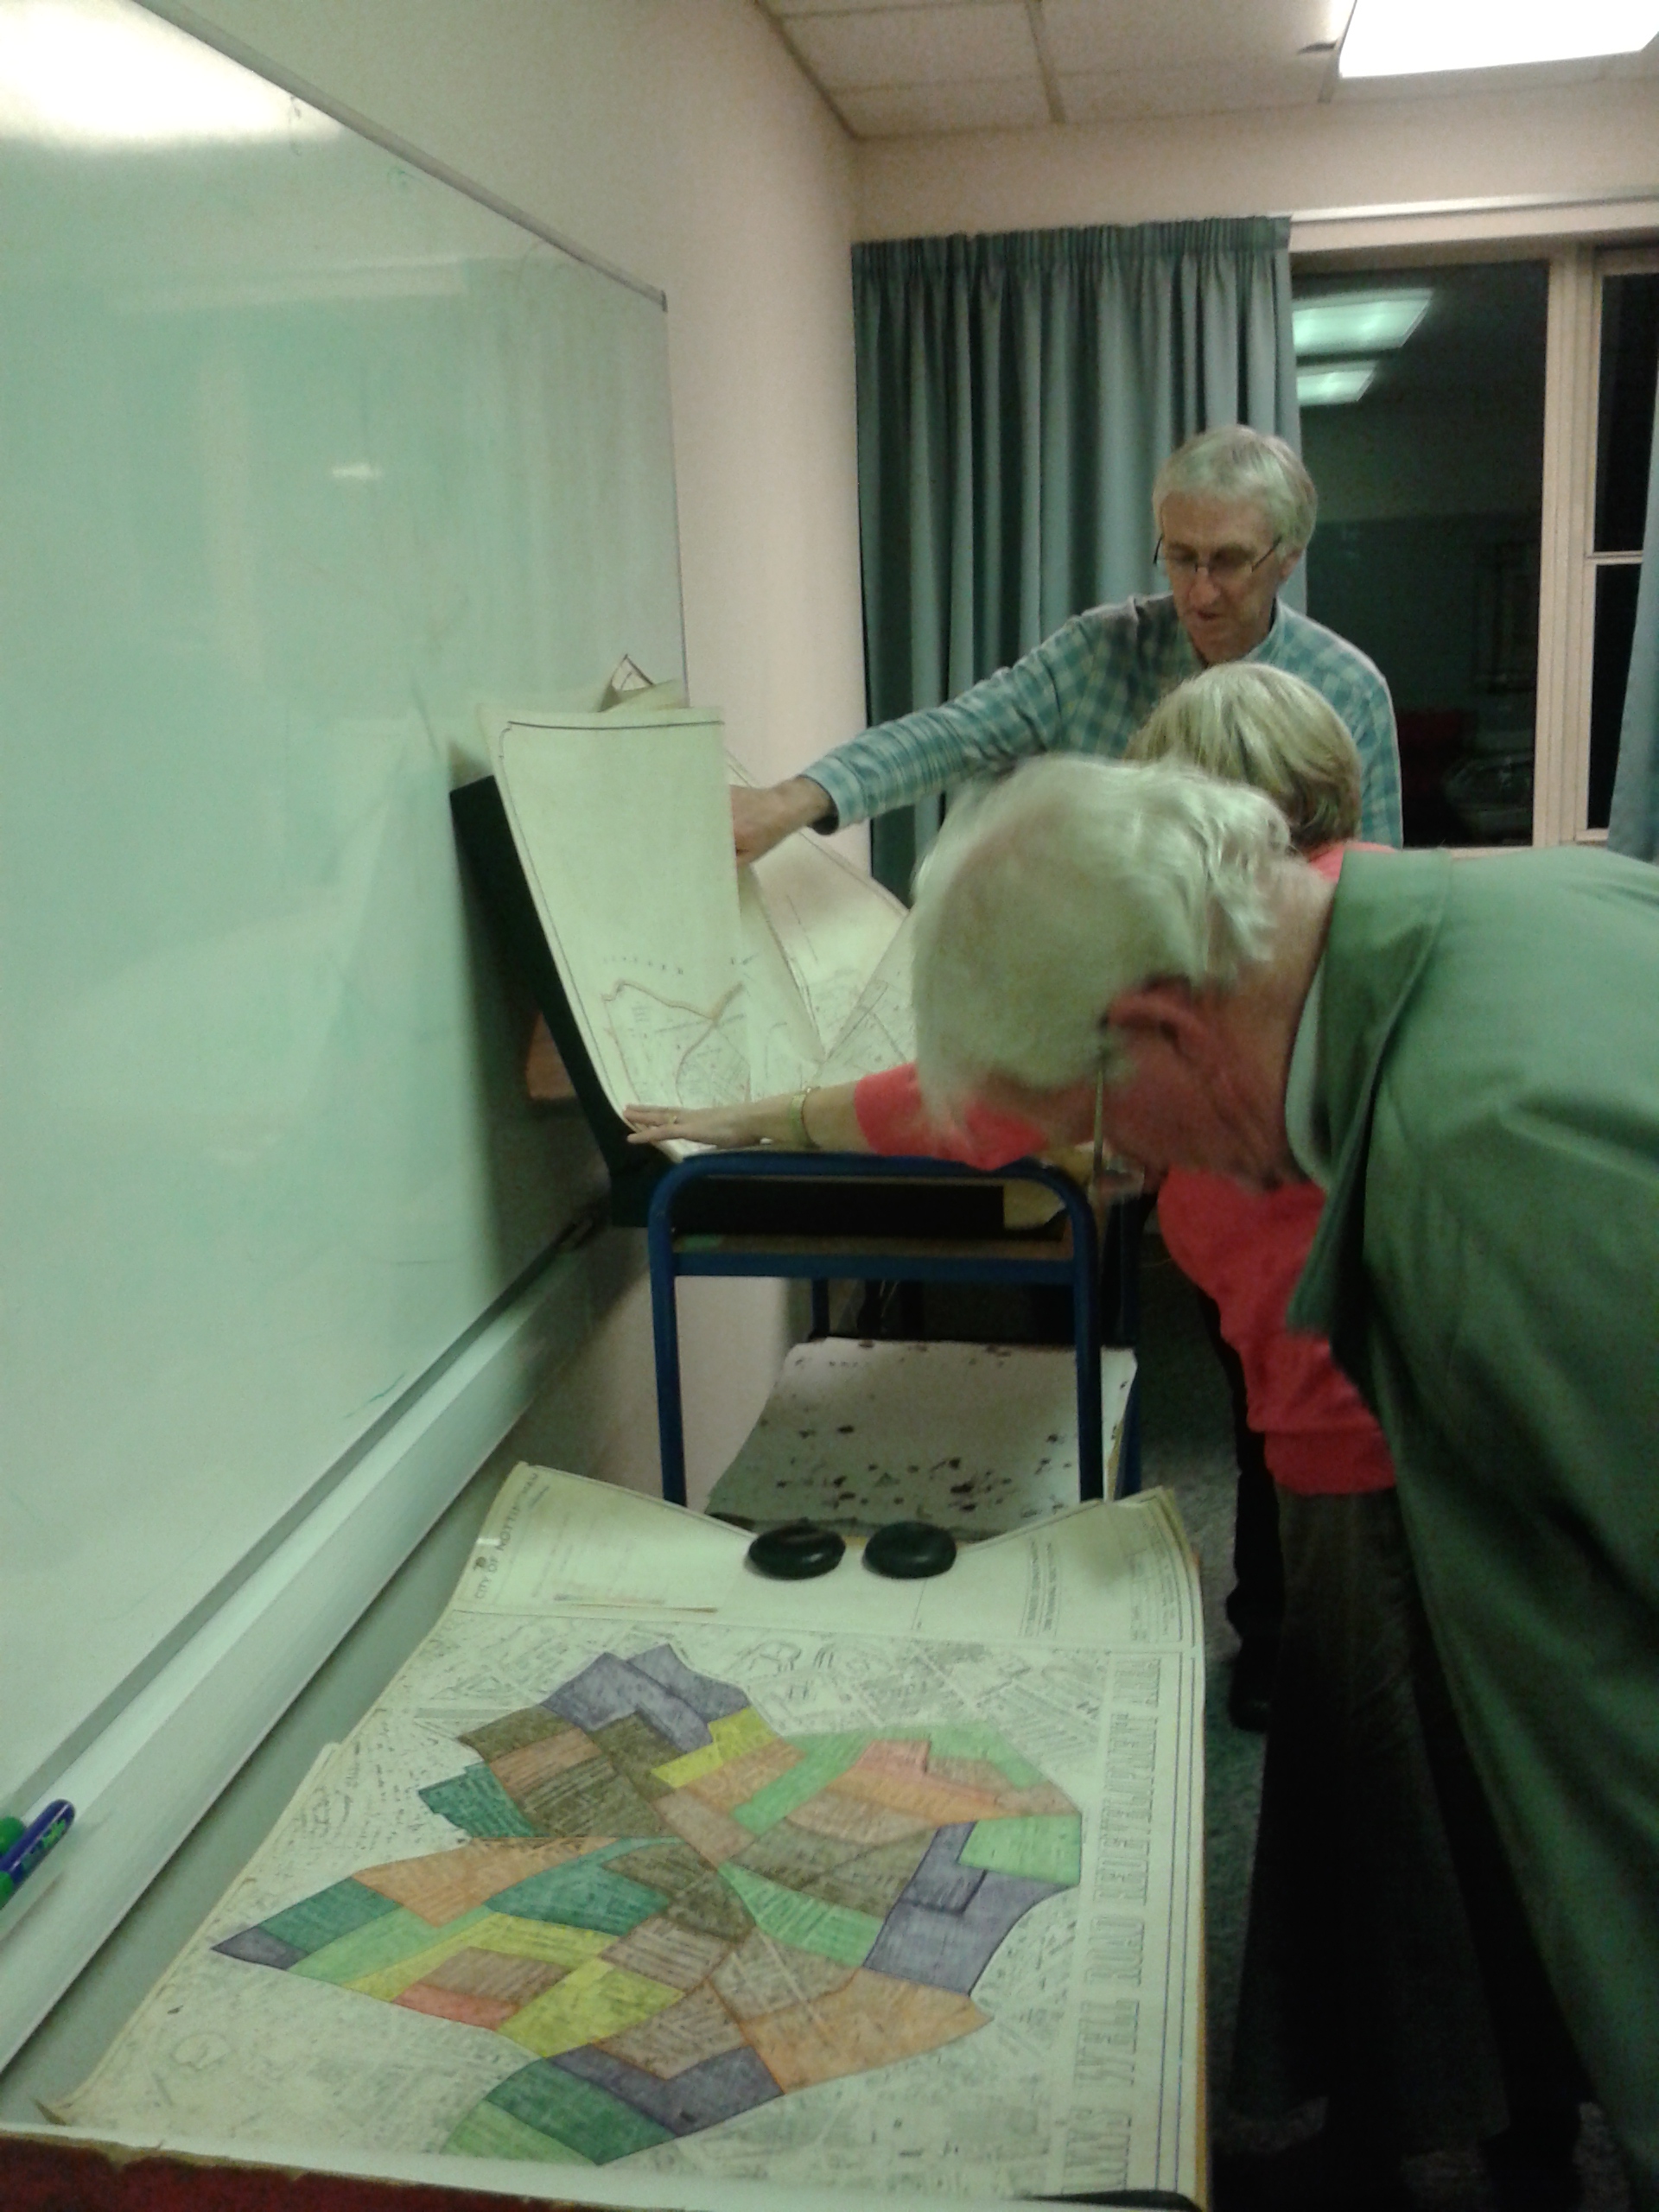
[
  {"xmin": 1608, "ymin": 358, "xmax": 1659, "ymax": 861},
  {"xmin": 854, "ymin": 217, "xmax": 1300, "ymax": 891}
]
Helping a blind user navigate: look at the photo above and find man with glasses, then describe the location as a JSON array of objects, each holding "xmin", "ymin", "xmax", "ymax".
[{"xmin": 730, "ymin": 424, "xmax": 1401, "ymax": 862}]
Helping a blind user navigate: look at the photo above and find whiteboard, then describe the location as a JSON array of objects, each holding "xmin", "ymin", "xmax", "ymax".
[{"xmin": 0, "ymin": 0, "xmax": 684, "ymax": 1813}]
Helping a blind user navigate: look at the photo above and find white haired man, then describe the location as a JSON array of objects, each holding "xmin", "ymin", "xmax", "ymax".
[
  {"xmin": 908, "ymin": 753, "xmax": 1659, "ymax": 2211},
  {"xmin": 730, "ymin": 424, "xmax": 1402, "ymax": 862}
]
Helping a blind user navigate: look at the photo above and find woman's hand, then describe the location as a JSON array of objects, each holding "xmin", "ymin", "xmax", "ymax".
[
  {"xmin": 625, "ymin": 1084, "xmax": 869, "ymax": 1153},
  {"xmin": 624, "ymin": 1099, "xmax": 793, "ymax": 1149}
]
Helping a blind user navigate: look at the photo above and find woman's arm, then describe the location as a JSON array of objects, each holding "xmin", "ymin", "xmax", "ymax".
[
  {"xmin": 625, "ymin": 1077, "xmax": 1102, "ymax": 1210},
  {"xmin": 626, "ymin": 1064, "xmax": 1055, "ymax": 1167},
  {"xmin": 624, "ymin": 1084, "xmax": 869, "ymax": 1152}
]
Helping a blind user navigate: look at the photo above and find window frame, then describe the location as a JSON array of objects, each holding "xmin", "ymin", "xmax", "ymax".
[{"xmin": 1537, "ymin": 243, "xmax": 1659, "ymax": 844}]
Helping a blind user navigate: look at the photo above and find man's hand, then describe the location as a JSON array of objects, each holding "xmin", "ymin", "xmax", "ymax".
[{"xmin": 730, "ymin": 777, "xmax": 835, "ymax": 867}]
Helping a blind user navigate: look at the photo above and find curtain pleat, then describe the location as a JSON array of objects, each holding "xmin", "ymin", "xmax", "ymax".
[
  {"xmin": 1608, "ymin": 358, "xmax": 1659, "ymax": 861},
  {"xmin": 853, "ymin": 219, "xmax": 1300, "ymax": 890}
]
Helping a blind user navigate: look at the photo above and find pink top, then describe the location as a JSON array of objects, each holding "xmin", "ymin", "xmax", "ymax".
[
  {"xmin": 850, "ymin": 844, "xmax": 1395, "ymax": 1497},
  {"xmin": 852, "ymin": 1066, "xmax": 1039, "ymax": 1169}
]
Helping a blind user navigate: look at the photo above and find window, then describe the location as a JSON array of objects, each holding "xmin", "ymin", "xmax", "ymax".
[
  {"xmin": 1294, "ymin": 261, "xmax": 1548, "ymax": 849},
  {"xmin": 1293, "ymin": 236, "xmax": 1659, "ymax": 849}
]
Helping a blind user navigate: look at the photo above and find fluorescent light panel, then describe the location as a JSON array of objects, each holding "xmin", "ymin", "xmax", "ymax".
[
  {"xmin": 1294, "ymin": 291, "xmax": 1432, "ymax": 357},
  {"xmin": 1298, "ymin": 361, "xmax": 1378, "ymax": 407},
  {"xmin": 0, "ymin": 0, "xmax": 338, "ymax": 145},
  {"xmin": 1341, "ymin": 0, "xmax": 1659, "ymax": 76}
]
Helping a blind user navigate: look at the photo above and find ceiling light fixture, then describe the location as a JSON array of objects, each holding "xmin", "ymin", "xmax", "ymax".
[
  {"xmin": 1294, "ymin": 291, "xmax": 1432, "ymax": 356},
  {"xmin": 0, "ymin": 0, "xmax": 338, "ymax": 146},
  {"xmin": 1298, "ymin": 361, "xmax": 1378, "ymax": 407},
  {"xmin": 1340, "ymin": 0, "xmax": 1659, "ymax": 77}
]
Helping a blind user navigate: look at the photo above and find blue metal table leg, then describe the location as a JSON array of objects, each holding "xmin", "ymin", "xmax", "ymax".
[
  {"xmin": 1060, "ymin": 1185, "xmax": 1103, "ymax": 1503},
  {"xmin": 1111, "ymin": 1193, "xmax": 1149, "ymax": 1348},
  {"xmin": 646, "ymin": 1183, "xmax": 690, "ymax": 1510},
  {"xmin": 1096, "ymin": 1195, "xmax": 1144, "ymax": 1495},
  {"xmin": 809, "ymin": 1279, "xmax": 831, "ymax": 1338},
  {"xmin": 1117, "ymin": 1375, "xmax": 1142, "ymax": 1497}
]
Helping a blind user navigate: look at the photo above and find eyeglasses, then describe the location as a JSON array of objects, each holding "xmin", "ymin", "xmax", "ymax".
[{"xmin": 1154, "ymin": 535, "xmax": 1281, "ymax": 583}]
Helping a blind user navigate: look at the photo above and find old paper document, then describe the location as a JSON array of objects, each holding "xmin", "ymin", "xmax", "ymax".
[
  {"xmin": 487, "ymin": 710, "xmax": 915, "ymax": 1128},
  {"xmin": 491, "ymin": 711, "xmax": 747, "ymax": 1114},
  {"xmin": 59, "ymin": 1466, "xmax": 1205, "ymax": 2207},
  {"xmin": 453, "ymin": 1465, "xmax": 1199, "ymax": 1651}
]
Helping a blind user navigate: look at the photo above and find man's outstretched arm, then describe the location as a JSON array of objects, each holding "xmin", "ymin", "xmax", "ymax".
[{"xmin": 729, "ymin": 618, "xmax": 1093, "ymax": 864}]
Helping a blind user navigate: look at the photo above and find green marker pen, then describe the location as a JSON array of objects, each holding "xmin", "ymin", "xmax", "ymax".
[
  {"xmin": 0, "ymin": 1801, "xmax": 74, "ymax": 1909},
  {"xmin": 0, "ymin": 1821, "xmax": 22, "ymax": 1907}
]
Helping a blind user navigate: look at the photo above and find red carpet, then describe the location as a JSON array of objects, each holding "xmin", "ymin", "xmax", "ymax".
[{"xmin": 0, "ymin": 2137, "xmax": 579, "ymax": 2211}]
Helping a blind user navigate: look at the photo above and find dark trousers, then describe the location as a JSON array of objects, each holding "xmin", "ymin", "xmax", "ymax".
[
  {"xmin": 1192, "ymin": 1287, "xmax": 1284, "ymax": 1653},
  {"xmin": 1233, "ymin": 1489, "xmax": 1584, "ymax": 2153}
]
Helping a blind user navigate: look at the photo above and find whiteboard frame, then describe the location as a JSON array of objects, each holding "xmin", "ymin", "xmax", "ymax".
[{"xmin": 136, "ymin": 0, "xmax": 667, "ymax": 308}]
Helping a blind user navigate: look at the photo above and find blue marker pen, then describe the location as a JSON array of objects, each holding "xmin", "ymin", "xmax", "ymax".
[
  {"xmin": 0, "ymin": 1800, "xmax": 74, "ymax": 1907},
  {"xmin": 0, "ymin": 1818, "xmax": 22, "ymax": 1856}
]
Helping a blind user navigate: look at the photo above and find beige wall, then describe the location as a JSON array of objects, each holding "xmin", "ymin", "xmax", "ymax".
[
  {"xmin": 175, "ymin": 0, "xmax": 863, "ymax": 1503},
  {"xmin": 854, "ymin": 79, "xmax": 1659, "ymax": 245}
]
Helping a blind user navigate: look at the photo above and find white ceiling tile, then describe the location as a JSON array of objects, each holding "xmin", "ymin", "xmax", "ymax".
[
  {"xmin": 787, "ymin": 3, "xmax": 1039, "ymax": 90},
  {"xmin": 1058, "ymin": 55, "xmax": 1329, "ymax": 119},
  {"xmin": 836, "ymin": 77, "xmax": 1055, "ymax": 133},
  {"xmin": 1041, "ymin": 0, "xmax": 1349, "ymax": 76},
  {"xmin": 767, "ymin": 0, "xmax": 1655, "ymax": 129}
]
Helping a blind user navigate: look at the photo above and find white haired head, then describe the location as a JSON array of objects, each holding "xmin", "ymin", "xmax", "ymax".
[
  {"xmin": 1153, "ymin": 426, "xmax": 1316, "ymax": 553},
  {"xmin": 911, "ymin": 757, "xmax": 1291, "ymax": 1109},
  {"xmin": 1128, "ymin": 663, "xmax": 1360, "ymax": 850}
]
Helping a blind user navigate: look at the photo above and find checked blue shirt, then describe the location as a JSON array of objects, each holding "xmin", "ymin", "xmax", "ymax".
[{"xmin": 804, "ymin": 595, "xmax": 1402, "ymax": 849}]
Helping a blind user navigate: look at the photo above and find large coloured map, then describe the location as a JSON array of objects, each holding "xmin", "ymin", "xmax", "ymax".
[
  {"xmin": 57, "ymin": 1470, "xmax": 1204, "ymax": 2206},
  {"xmin": 213, "ymin": 1644, "xmax": 1081, "ymax": 2170}
]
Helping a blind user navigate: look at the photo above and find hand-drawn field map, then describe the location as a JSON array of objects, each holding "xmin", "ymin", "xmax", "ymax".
[
  {"xmin": 217, "ymin": 1645, "xmax": 1079, "ymax": 2167},
  {"xmin": 60, "ymin": 1611, "xmax": 1200, "ymax": 2201}
]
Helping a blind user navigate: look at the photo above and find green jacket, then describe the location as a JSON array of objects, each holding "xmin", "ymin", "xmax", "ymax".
[{"xmin": 1290, "ymin": 847, "xmax": 1659, "ymax": 2198}]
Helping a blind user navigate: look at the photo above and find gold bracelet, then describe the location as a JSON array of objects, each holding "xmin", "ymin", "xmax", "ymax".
[{"xmin": 787, "ymin": 1088, "xmax": 820, "ymax": 1150}]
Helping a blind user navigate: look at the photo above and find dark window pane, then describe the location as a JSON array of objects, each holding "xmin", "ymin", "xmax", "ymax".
[
  {"xmin": 1589, "ymin": 563, "xmax": 1642, "ymax": 829},
  {"xmin": 1594, "ymin": 274, "xmax": 1659, "ymax": 554},
  {"xmin": 1296, "ymin": 260, "xmax": 1546, "ymax": 847}
]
